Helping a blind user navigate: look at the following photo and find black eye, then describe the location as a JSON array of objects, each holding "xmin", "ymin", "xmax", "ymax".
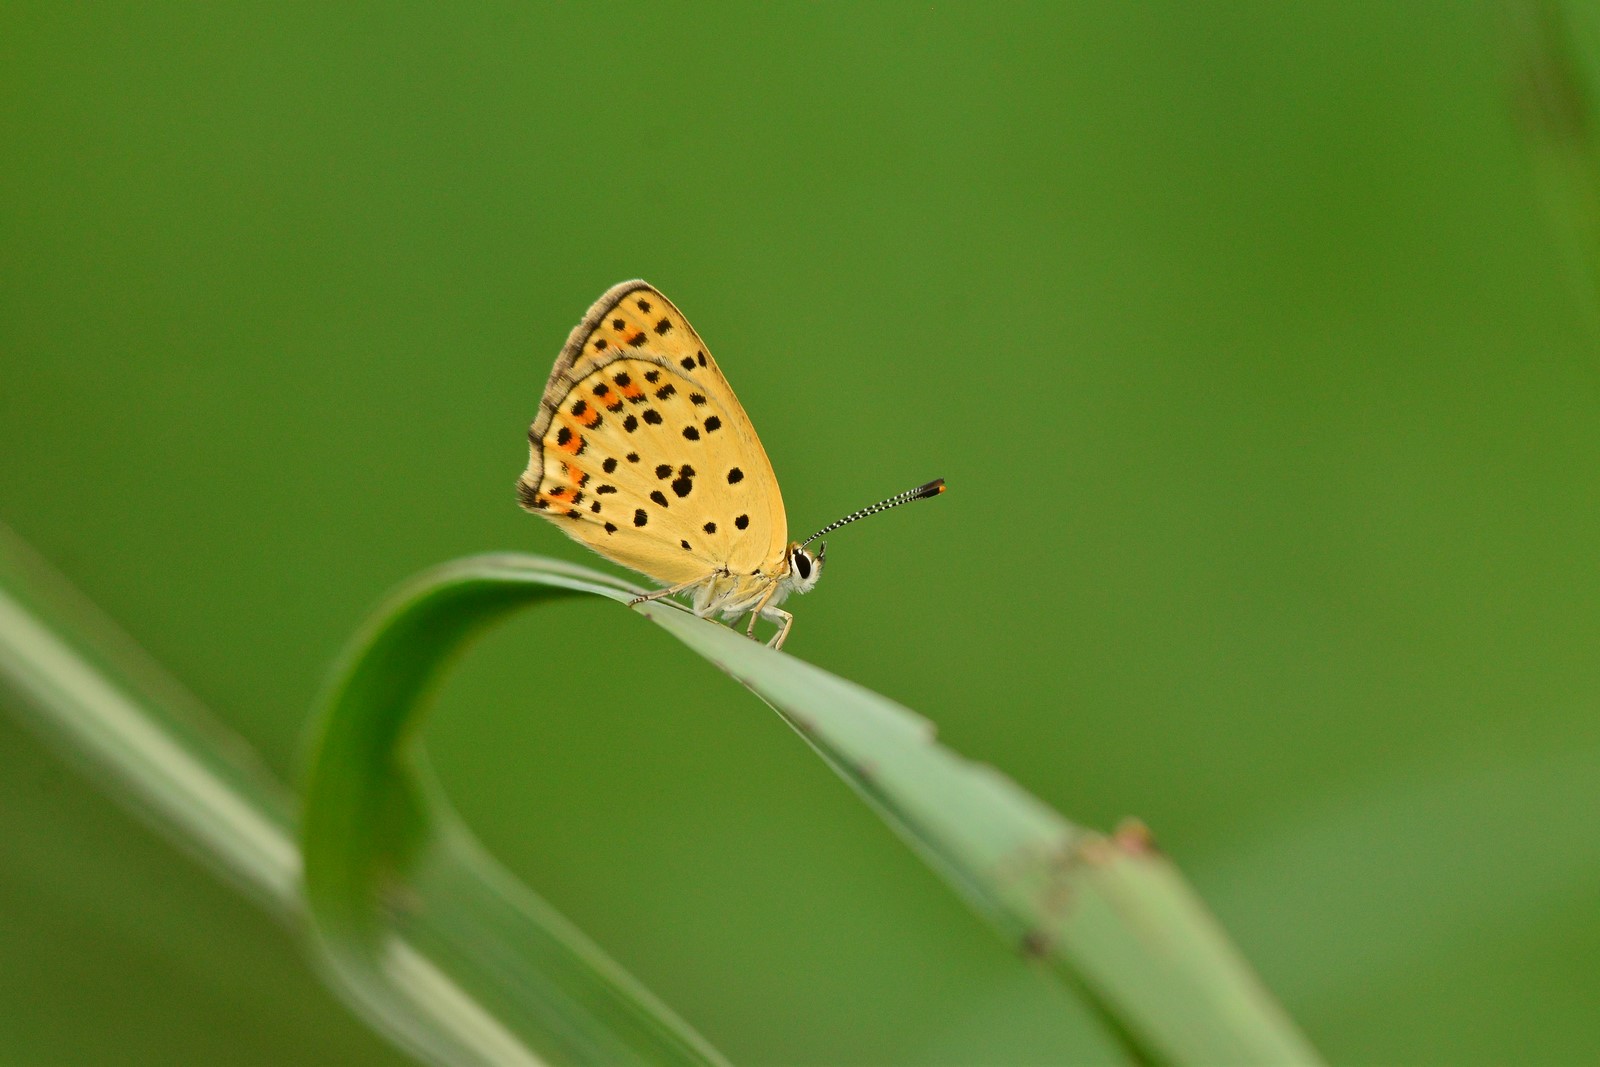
[{"xmin": 794, "ymin": 552, "xmax": 812, "ymax": 580}]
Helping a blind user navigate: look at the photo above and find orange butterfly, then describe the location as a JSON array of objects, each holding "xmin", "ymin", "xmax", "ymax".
[{"xmin": 518, "ymin": 281, "xmax": 943, "ymax": 649}]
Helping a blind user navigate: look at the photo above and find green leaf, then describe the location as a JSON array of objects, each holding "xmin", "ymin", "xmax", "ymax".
[
  {"xmin": 301, "ymin": 553, "xmax": 1322, "ymax": 1067},
  {"xmin": 299, "ymin": 554, "xmax": 729, "ymax": 1066}
]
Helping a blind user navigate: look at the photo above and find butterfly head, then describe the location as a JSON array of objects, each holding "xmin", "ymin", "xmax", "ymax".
[{"xmin": 785, "ymin": 541, "xmax": 824, "ymax": 595}]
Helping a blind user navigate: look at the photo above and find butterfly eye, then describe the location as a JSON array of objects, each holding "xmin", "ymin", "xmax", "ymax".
[{"xmin": 793, "ymin": 550, "xmax": 812, "ymax": 581}]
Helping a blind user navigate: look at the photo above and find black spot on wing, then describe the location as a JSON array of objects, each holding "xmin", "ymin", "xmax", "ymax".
[
  {"xmin": 727, "ymin": 467, "xmax": 744, "ymax": 484},
  {"xmin": 682, "ymin": 426, "xmax": 700, "ymax": 441},
  {"xmin": 735, "ymin": 514, "xmax": 749, "ymax": 530},
  {"xmin": 650, "ymin": 490, "xmax": 669, "ymax": 508},
  {"xmin": 655, "ymin": 317, "xmax": 673, "ymax": 335},
  {"xmin": 602, "ymin": 457, "xmax": 617, "ymax": 474},
  {"xmin": 633, "ymin": 509, "xmax": 648, "ymax": 527},
  {"xmin": 643, "ymin": 408, "xmax": 663, "ymax": 425},
  {"xmin": 703, "ymin": 416, "xmax": 721, "ymax": 433}
]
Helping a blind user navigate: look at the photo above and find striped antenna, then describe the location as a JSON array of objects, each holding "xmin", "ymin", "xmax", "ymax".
[{"xmin": 800, "ymin": 479, "xmax": 946, "ymax": 547}]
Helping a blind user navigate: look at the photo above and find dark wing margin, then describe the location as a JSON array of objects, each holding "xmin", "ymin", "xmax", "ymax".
[{"xmin": 521, "ymin": 280, "xmax": 655, "ymax": 501}]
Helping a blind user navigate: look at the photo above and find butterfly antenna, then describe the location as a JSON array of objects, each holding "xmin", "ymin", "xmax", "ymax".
[{"xmin": 800, "ymin": 479, "xmax": 946, "ymax": 547}]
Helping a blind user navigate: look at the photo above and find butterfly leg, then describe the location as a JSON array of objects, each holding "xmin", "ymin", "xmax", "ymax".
[
  {"xmin": 693, "ymin": 570, "xmax": 735, "ymax": 617},
  {"xmin": 743, "ymin": 582, "xmax": 781, "ymax": 640},
  {"xmin": 764, "ymin": 608, "xmax": 795, "ymax": 650},
  {"xmin": 628, "ymin": 577, "xmax": 706, "ymax": 609}
]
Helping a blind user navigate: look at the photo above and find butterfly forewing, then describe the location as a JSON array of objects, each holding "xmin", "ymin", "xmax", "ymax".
[{"xmin": 519, "ymin": 282, "xmax": 787, "ymax": 585}]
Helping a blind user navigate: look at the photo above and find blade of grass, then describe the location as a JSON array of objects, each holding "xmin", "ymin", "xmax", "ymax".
[
  {"xmin": 302, "ymin": 552, "xmax": 1320, "ymax": 1067},
  {"xmin": 632, "ymin": 592, "xmax": 1321, "ymax": 1067},
  {"xmin": 301, "ymin": 554, "xmax": 728, "ymax": 1067}
]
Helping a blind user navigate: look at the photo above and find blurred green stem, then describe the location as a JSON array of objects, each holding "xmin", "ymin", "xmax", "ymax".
[
  {"xmin": 0, "ymin": 525, "xmax": 300, "ymax": 915},
  {"xmin": 0, "ymin": 525, "xmax": 726, "ymax": 1067}
]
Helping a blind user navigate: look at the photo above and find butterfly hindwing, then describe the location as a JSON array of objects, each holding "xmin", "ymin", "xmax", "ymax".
[{"xmin": 519, "ymin": 283, "xmax": 787, "ymax": 585}]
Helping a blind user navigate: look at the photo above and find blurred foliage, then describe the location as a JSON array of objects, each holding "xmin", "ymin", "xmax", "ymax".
[
  {"xmin": 1507, "ymin": 0, "xmax": 1600, "ymax": 320},
  {"xmin": 2, "ymin": 3, "xmax": 1598, "ymax": 1064}
]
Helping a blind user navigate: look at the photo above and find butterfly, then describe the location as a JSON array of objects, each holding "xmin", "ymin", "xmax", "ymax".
[{"xmin": 517, "ymin": 280, "xmax": 943, "ymax": 649}]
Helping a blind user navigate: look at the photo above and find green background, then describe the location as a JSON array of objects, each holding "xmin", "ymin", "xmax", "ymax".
[{"xmin": 4, "ymin": 4, "xmax": 1598, "ymax": 1064}]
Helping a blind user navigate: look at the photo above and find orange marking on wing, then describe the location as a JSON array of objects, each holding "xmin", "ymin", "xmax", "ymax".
[
  {"xmin": 553, "ymin": 413, "xmax": 586, "ymax": 455},
  {"xmin": 617, "ymin": 381, "xmax": 645, "ymax": 402},
  {"xmin": 576, "ymin": 406, "xmax": 601, "ymax": 428}
]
